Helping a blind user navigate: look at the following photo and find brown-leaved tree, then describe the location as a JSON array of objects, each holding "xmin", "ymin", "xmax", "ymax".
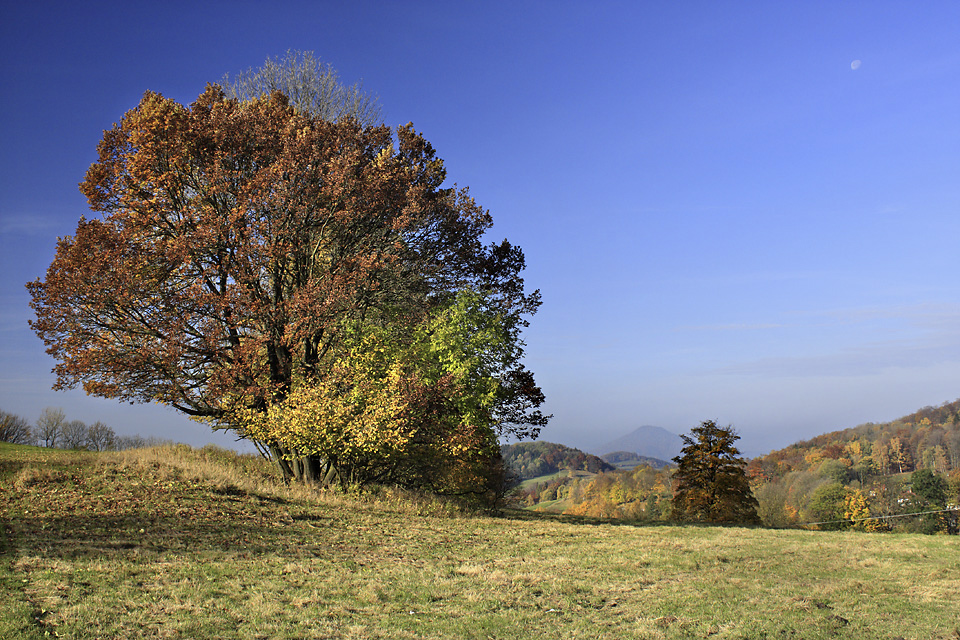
[
  {"xmin": 671, "ymin": 420, "xmax": 760, "ymax": 524},
  {"xmin": 28, "ymin": 82, "xmax": 546, "ymax": 490}
]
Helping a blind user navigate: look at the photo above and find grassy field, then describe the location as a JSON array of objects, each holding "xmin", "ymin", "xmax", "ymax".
[{"xmin": 1, "ymin": 443, "xmax": 958, "ymax": 639}]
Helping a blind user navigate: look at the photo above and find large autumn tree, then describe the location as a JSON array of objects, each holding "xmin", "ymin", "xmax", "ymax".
[
  {"xmin": 671, "ymin": 420, "xmax": 760, "ymax": 524},
  {"xmin": 28, "ymin": 82, "xmax": 547, "ymax": 491}
]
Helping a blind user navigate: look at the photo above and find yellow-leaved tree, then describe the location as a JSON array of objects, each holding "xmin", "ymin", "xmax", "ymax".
[{"xmin": 232, "ymin": 289, "xmax": 544, "ymax": 500}]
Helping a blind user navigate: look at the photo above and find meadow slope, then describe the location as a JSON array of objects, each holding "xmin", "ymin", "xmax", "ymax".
[{"xmin": 1, "ymin": 444, "xmax": 957, "ymax": 639}]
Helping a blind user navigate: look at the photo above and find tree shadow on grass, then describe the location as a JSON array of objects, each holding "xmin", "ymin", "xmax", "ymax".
[
  {"xmin": 497, "ymin": 507, "xmax": 765, "ymax": 530},
  {"xmin": 497, "ymin": 507, "xmax": 663, "ymax": 528},
  {"xmin": 1, "ymin": 508, "xmax": 341, "ymax": 562}
]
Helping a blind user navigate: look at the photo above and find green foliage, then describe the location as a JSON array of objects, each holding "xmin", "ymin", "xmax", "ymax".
[
  {"xmin": 816, "ymin": 458, "xmax": 853, "ymax": 485},
  {"xmin": 910, "ymin": 469, "xmax": 947, "ymax": 508},
  {"xmin": 602, "ymin": 451, "xmax": 672, "ymax": 469},
  {"xmin": 671, "ymin": 420, "xmax": 760, "ymax": 525},
  {"xmin": 808, "ymin": 483, "xmax": 849, "ymax": 530},
  {"xmin": 753, "ymin": 481, "xmax": 791, "ymax": 528},
  {"xmin": 909, "ymin": 469, "xmax": 954, "ymax": 534},
  {"xmin": 232, "ymin": 290, "xmax": 541, "ymax": 502}
]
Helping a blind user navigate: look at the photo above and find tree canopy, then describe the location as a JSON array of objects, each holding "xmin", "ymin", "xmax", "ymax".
[
  {"xmin": 671, "ymin": 420, "xmax": 760, "ymax": 524},
  {"xmin": 28, "ymin": 81, "xmax": 546, "ymax": 492}
]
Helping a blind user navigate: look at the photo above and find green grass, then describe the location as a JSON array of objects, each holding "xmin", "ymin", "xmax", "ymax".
[{"xmin": 1, "ymin": 443, "xmax": 958, "ymax": 639}]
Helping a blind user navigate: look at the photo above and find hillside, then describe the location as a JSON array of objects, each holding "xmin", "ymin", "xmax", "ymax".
[
  {"xmin": 749, "ymin": 398, "xmax": 960, "ymax": 481},
  {"xmin": 592, "ymin": 425, "xmax": 682, "ymax": 461},
  {"xmin": 2, "ymin": 443, "xmax": 958, "ymax": 638},
  {"xmin": 745, "ymin": 400, "xmax": 960, "ymax": 531},
  {"xmin": 501, "ymin": 441, "xmax": 613, "ymax": 479}
]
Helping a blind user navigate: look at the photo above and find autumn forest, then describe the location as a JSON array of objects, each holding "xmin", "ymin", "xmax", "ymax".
[{"xmin": 507, "ymin": 400, "xmax": 960, "ymax": 535}]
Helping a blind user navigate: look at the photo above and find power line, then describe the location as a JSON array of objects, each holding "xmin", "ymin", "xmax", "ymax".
[{"xmin": 799, "ymin": 507, "xmax": 959, "ymax": 528}]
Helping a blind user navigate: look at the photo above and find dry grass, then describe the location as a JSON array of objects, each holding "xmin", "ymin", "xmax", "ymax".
[{"xmin": 1, "ymin": 442, "xmax": 958, "ymax": 639}]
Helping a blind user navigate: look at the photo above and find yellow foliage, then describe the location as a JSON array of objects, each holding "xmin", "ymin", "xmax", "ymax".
[
  {"xmin": 223, "ymin": 290, "xmax": 514, "ymax": 492},
  {"xmin": 843, "ymin": 488, "xmax": 889, "ymax": 532},
  {"xmin": 844, "ymin": 440, "xmax": 864, "ymax": 462}
]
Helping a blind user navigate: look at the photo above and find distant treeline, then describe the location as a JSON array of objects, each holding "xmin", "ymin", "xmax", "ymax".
[
  {"xmin": 750, "ymin": 400, "xmax": 960, "ymax": 480},
  {"xmin": 515, "ymin": 461, "xmax": 675, "ymax": 521},
  {"xmin": 0, "ymin": 407, "xmax": 172, "ymax": 451}
]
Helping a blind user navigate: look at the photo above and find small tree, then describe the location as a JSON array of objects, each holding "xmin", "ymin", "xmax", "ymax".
[
  {"xmin": 60, "ymin": 420, "xmax": 89, "ymax": 450},
  {"xmin": 911, "ymin": 469, "xmax": 947, "ymax": 508},
  {"xmin": 808, "ymin": 482, "xmax": 848, "ymax": 530},
  {"xmin": 86, "ymin": 421, "xmax": 116, "ymax": 451},
  {"xmin": 221, "ymin": 50, "xmax": 381, "ymax": 126},
  {"xmin": 0, "ymin": 410, "xmax": 34, "ymax": 445},
  {"xmin": 35, "ymin": 407, "xmax": 66, "ymax": 447},
  {"xmin": 910, "ymin": 469, "xmax": 954, "ymax": 534},
  {"xmin": 671, "ymin": 420, "xmax": 760, "ymax": 524},
  {"xmin": 754, "ymin": 481, "xmax": 792, "ymax": 528}
]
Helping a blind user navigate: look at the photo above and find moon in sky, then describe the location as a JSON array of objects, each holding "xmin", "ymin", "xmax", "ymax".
[{"xmin": 851, "ymin": 60, "xmax": 862, "ymax": 70}]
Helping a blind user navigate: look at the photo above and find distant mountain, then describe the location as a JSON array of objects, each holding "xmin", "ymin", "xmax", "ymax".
[
  {"xmin": 501, "ymin": 441, "xmax": 614, "ymax": 480},
  {"xmin": 593, "ymin": 425, "xmax": 683, "ymax": 461}
]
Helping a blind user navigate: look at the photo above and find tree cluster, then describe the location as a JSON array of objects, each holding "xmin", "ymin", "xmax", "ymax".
[
  {"xmin": 507, "ymin": 426, "xmax": 761, "ymax": 526},
  {"xmin": 516, "ymin": 462, "xmax": 674, "ymax": 521},
  {"xmin": 28, "ymin": 54, "xmax": 547, "ymax": 500},
  {"xmin": 0, "ymin": 407, "xmax": 161, "ymax": 451},
  {"xmin": 749, "ymin": 399, "xmax": 960, "ymax": 482},
  {"xmin": 0, "ymin": 410, "xmax": 34, "ymax": 445},
  {"xmin": 601, "ymin": 451, "xmax": 673, "ymax": 469}
]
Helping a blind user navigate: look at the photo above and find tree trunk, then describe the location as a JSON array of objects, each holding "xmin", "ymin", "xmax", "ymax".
[{"xmin": 268, "ymin": 444, "xmax": 339, "ymax": 487}]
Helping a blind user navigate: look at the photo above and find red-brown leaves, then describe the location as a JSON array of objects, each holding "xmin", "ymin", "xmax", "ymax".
[{"xmin": 30, "ymin": 86, "xmax": 539, "ymax": 430}]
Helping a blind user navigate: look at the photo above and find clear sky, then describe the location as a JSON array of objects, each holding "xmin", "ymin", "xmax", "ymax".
[{"xmin": 2, "ymin": 1, "xmax": 959, "ymax": 456}]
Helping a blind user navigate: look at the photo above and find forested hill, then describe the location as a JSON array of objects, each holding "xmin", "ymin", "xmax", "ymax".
[
  {"xmin": 748, "ymin": 399, "xmax": 960, "ymax": 481},
  {"xmin": 601, "ymin": 451, "xmax": 672, "ymax": 469},
  {"xmin": 501, "ymin": 442, "xmax": 614, "ymax": 479}
]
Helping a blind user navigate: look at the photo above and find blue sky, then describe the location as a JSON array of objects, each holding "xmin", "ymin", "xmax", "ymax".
[{"xmin": 2, "ymin": 1, "xmax": 959, "ymax": 455}]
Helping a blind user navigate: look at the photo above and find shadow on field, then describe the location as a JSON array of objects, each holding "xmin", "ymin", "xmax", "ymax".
[
  {"xmin": 498, "ymin": 507, "xmax": 765, "ymax": 531},
  {"xmin": 1, "ymin": 509, "xmax": 342, "ymax": 561},
  {"xmin": 498, "ymin": 507, "xmax": 659, "ymax": 528}
]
